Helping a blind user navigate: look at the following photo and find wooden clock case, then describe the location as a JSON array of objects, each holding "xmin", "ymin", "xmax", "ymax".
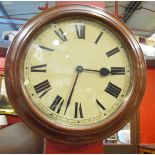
[{"xmin": 5, "ymin": 5, "xmax": 146, "ymax": 145}]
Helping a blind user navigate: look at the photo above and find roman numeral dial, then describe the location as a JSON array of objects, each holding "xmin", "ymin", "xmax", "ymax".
[
  {"xmin": 24, "ymin": 19, "xmax": 131, "ymax": 129},
  {"xmin": 39, "ymin": 45, "xmax": 54, "ymax": 52}
]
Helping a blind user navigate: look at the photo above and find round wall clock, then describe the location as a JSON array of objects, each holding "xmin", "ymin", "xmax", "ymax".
[{"xmin": 5, "ymin": 5, "xmax": 146, "ymax": 144}]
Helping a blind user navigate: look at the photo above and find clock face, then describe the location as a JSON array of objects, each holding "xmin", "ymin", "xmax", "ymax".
[{"xmin": 24, "ymin": 18, "xmax": 132, "ymax": 128}]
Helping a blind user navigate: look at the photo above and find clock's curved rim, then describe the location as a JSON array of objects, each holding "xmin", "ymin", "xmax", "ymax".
[{"xmin": 5, "ymin": 4, "xmax": 146, "ymax": 144}]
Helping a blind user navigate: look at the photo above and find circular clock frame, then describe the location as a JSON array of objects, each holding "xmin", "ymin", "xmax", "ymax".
[{"xmin": 5, "ymin": 5, "xmax": 146, "ymax": 145}]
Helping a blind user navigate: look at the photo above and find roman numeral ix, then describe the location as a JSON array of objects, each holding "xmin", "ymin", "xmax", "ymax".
[
  {"xmin": 31, "ymin": 64, "xmax": 47, "ymax": 72},
  {"xmin": 33, "ymin": 80, "xmax": 51, "ymax": 98},
  {"xmin": 106, "ymin": 47, "xmax": 120, "ymax": 57},
  {"xmin": 105, "ymin": 82, "xmax": 122, "ymax": 98},
  {"xmin": 50, "ymin": 95, "xmax": 64, "ymax": 113},
  {"xmin": 54, "ymin": 28, "xmax": 67, "ymax": 42},
  {"xmin": 75, "ymin": 25, "xmax": 85, "ymax": 39},
  {"xmin": 74, "ymin": 102, "xmax": 83, "ymax": 118}
]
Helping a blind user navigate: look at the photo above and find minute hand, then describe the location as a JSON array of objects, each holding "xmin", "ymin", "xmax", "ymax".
[{"xmin": 64, "ymin": 73, "xmax": 79, "ymax": 114}]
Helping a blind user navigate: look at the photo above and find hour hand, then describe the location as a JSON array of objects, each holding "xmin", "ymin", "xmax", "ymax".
[
  {"xmin": 82, "ymin": 66, "xmax": 125, "ymax": 76},
  {"xmin": 82, "ymin": 67, "xmax": 110, "ymax": 76}
]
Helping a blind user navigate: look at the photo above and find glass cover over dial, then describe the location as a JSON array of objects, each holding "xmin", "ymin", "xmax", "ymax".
[{"xmin": 24, "ymin": 18, "xmax": 132, "ymax": 128}]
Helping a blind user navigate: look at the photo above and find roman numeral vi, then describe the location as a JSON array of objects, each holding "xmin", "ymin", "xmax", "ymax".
[{"xmin": 74, "ymin": 102, "xmax": 83, "ymax": 118}]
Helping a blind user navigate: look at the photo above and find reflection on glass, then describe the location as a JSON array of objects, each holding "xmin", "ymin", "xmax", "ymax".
[
  {"xmin": 53, "ymin": 40, "xmax": 60, "ymax": 46},
  {"xmin": 117, "ymin": 123, "xmax": 130, "ymax": 144},
  {"xmin": 105, "ymin": 133, "xmax": 118, "ymax": 143},
  {"xmin": 104, "ymin": 123, "xmax": 131, "ymax": 144}
]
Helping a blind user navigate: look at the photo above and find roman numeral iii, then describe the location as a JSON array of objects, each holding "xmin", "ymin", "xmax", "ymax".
[
  {"xmin": 111, "ymin": 67, "xmax": 125, "ymax": 75},
  {"xmin": 50, "ymin": 95, "xmax": 64, "ymax": 113},
  {"xmin": 75, "ymin": 25, "xmax": 85, "ymax": 39},
  {"xmin": 31, "ymin": 64, "xmax": 47, "ymax": 72},
  {"xmin": 74, "ymin": 102, "xmax": 83, "ymax": 118},
  {"xmin": 54, "ymin": 28, "xmax": 67, "ymax": 42},
  {"xmin": 106, "ymin": 47, "xmax": 120, "ymax": 57},
  {"xmin": 105, "ymin": 82, "xmax": 122, "ymax": 98},
  {"xmin": 33, "ymin": 80, "xmax": 51, "ymax": 98}
]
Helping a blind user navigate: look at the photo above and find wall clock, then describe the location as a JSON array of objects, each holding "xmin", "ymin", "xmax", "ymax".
[{"xmin": 5, "ymin": 5, "xmax": 146, "ymax": 145}]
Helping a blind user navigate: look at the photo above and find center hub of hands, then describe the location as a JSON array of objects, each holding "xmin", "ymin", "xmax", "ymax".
[{"xmin": 76, "ymin": 66, "xmax": 83, "ymax": 73}]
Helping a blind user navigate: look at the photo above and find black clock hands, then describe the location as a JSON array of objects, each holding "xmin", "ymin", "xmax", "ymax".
[
  {"xmin": 64, "ymin": 67, "xmax": 82, "ymax": 114},
  {"xmin": 84, "ymin": 67, "xmax": 110, "ymax": 76},
  {"xmin": 75, "ymin": 66, "xmax": 111, "ymax": 76},
  {"xmin": 64, "ymin": 65, "xmax": 118, "ymax": 114}
]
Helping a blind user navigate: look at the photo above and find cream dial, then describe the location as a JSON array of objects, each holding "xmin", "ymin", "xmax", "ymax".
[{"xmin": 24, "ymin": 19, "xmax": 132, "ymax": 128}]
